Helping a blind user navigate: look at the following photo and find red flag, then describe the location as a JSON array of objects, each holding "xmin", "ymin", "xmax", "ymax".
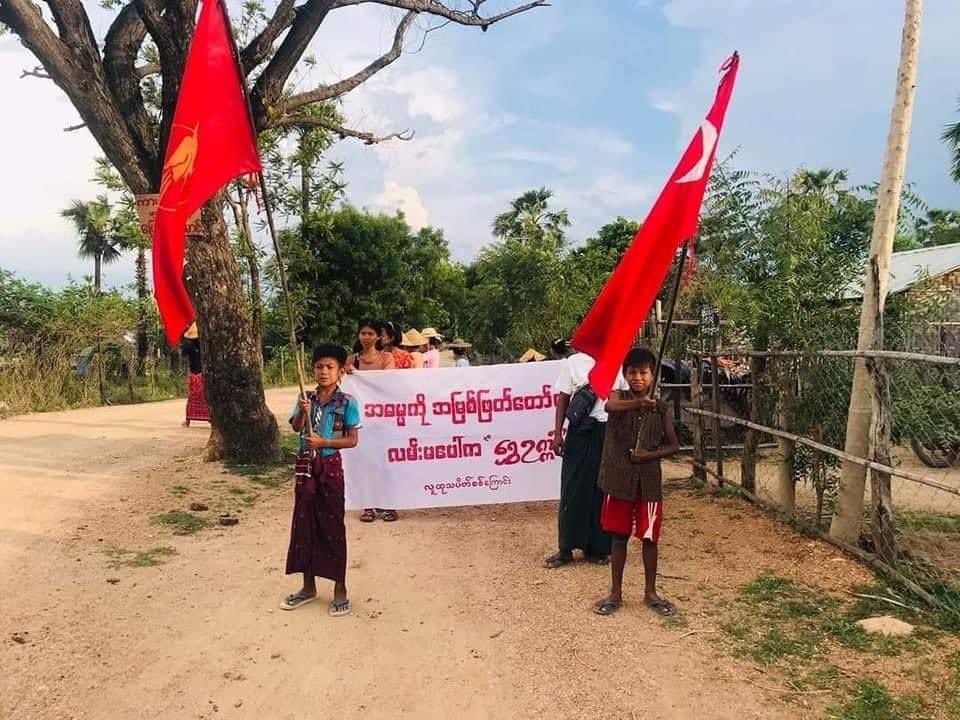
[
  {"xmin": 572, "ymin": 52, "xmax": 740, "ymax": 397},
  {"xmin": 152, "ymin": 0, "xmax": 262, "ymax": 345}
]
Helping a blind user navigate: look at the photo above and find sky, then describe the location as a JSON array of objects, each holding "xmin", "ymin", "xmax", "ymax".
[{"xmin": 1, "ymin": 0, "xmax": 958, "ymax": 290}]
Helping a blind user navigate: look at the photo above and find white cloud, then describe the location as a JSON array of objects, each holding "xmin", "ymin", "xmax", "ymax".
[
  {"xmin": 489, "ymin": 149, "xmax": 578, "ymax": 173},
  {"xmin": 372, "ymin": 181, "xmax": 429, "ymax": 229},
  {"xmin": 386, "ymin": 67, "xmax": 465, "ymax": 123}
]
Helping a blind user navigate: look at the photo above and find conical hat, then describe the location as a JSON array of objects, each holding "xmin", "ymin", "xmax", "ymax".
[
  {"xmin": 402, "ymin": 329, "xmax": 428, "ymax": 347},
  {"xmin": 518, "ymin": 348, "xmax": 545, "ymax": 363}
]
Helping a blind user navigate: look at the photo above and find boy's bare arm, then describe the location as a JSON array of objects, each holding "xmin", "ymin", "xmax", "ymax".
[
  {"xmin": 552, "ymin": 393, "xmax": 569, "ymax": 456},
  {"xmin": 290, "ymin": 398, "xmax": 310, "ymax": 432},
  {"xmin": 605, "ymin": 395, "xmax": 658, "ymax": 413}
]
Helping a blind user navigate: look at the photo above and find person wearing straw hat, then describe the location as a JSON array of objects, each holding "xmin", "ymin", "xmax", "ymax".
[
  {"xmin": 401, "ymin": 329, "xmax": 428, "ymax": 368},
  {"xmin": 448, "ymin": 338, "xmax": 472, "ymax": 367},
  {"xmin": 421, "ymin": 327, "xmax": 444, "ymax": 369},
  {"xmin": 181, "ymin": 322, "xmax": 210, "ymax": 427}
]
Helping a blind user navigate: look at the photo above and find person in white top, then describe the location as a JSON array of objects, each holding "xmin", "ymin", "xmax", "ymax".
[
  {"xmin": 420, "ymin": 328, "xmax": 443, "ymax": 369},
  {"xmin": 545, "ymin": 351, "xmax": 628, "ymax": 568}
]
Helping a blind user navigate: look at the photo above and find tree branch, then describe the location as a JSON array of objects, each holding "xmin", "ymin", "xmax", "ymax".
[
  {"xmin": 241, "ymin": 0, "xmax": 296, "ymax": 74},
  {"xmin": 283, "ymin": 10, "xmax": 416, "ymax": 113},
  {"xmin": 19, "ymin": 64, "xmax": 50, "ymax": 79},
  {"xmin": 104, "ymin": 1, "xmax": 158, "ymax": 170},
  {"xmin": 333, "ymin": 0, "xmax": 549, "ymax": 30},
  {"xmin": 251, "ymin": 0, "xmax": 336, "ymax": 129},
  {"xmin": 272, "ymin": 114, "xmax": 414, "ymax": 145}
]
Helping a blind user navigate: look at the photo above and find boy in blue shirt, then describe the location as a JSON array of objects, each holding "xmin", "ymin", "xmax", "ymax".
[{"xmin": 282, "ymin": 344, "xmax": 361, "ymax": 617}]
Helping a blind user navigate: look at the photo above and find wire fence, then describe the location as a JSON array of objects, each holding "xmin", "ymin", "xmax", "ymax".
[{"xmin": 675, "ymin": 346, "xmax": 960, "ymax": 619}]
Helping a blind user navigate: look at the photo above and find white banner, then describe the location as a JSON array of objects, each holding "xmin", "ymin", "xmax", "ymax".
[{"xmin": 340, "ymin": 362, "xmax": 563, "ymax": 509}]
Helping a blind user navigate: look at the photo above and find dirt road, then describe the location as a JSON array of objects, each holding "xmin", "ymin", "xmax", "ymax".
[{"xmin": 1, "ymin": 393, "xmax": 840, "ymax": 719}]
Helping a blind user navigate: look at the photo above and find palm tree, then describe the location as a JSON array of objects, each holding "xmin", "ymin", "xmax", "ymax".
[
  {"xmin": 943, "ymin": 98, "xmax": 960, "ymax": 183},
  {"xmin": 492, "ymin": 187, "xmax": 571, "ymax": 245},
  {"xmin": 61, "ymin": 196, "xmax": 123, "ymax": 292},
  {"xmin": 793, "ymin": 168, "xmax": 849, "ymax": 198}
]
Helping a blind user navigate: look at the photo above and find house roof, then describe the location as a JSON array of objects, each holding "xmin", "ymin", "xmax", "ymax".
[{"xmin": 844, "ymin": 242, "xmax": 960, "ymax": 299}]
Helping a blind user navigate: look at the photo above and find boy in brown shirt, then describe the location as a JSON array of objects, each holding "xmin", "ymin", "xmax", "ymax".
[{"xmin": 594, "ymin": 348, "xmax": 680, "ymax": 617}]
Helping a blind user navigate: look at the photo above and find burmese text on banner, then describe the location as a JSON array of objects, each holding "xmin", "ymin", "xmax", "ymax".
[{"xmin": 340, "ymin": 362, "xmax": 563, "ymax": 509}]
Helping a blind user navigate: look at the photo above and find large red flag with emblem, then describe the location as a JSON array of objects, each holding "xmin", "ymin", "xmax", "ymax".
[
  {"xmin": 572, "ymin": 52, "xmax": 740, "ymax": 397},
  {"xmin": 152, "ymin": 0, "xmax": 262, "ymax": 345}
]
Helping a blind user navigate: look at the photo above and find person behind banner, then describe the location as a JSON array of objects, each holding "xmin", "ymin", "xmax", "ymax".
[
  {"xmin": 181, "ymin": 322, "xmax": 210, "ymax": 427},
  {"xmin": 347, "ymin": 319, "xmax": 399, "ymax": 523},
  {"xmin": 593, "ymin": 348, "xmax": 679, "ymax": 617},
  {"xmin": 545, "ymin": 352, "xmax": 627, "ymax": 568},
  {"xmin": 449, "ymin": 338, "xmax": 472, "ymax": 367},
  {"xmin": 282, "ymin": 344, "xmax": 361, "ymax": 617},
  {"xmin": 380, "ymin": 321, "xmax": 414, "ymax": 369},
  {"xmin": 421, "ymin": 328, "xmax": 443, "ymax": 369}
]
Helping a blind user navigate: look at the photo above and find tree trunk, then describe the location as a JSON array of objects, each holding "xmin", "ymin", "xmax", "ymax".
[
  {"xmin": 186, "ymin": 197, "xmax": 279, "ymax": 463},
  {"xmin": 741, "ymin": 355, "xmax": 765, "ymax": 494},
  {"xmin": 831, "ymin": 0, "xmax": 922, "ymax": 543},
  {"xmin": 777, "ymin": 365, "xmax": 796, "ymax": 513},
  {"xmin": 300, "ymin": 151, "xmax": 311, "ymax": 220},
  {"xmin": 94, "ymin": 254, "xmax": 102, "ymax": 293},
  {"xmin": 867, "ymin": 356, "xmax": 896, "ymax": 563},
  {"xmin": 691, "ymin": 362, "xmax": 706, "ymax": 483},
  {"xmin": 135, "ymin": 246, "xmax": 149, "ymax": 375}
]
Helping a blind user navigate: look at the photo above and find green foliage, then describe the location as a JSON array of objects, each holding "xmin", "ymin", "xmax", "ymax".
[
  {"xmin": 150, "ymin": 511, "xmax": 211, "ymax": 536},
  {"xmin": 943, "ymin": 97, "xmax": 960, "ymax": 185},
  {"xmin": 826, "ymin": 679, "xmax": 924, "ymax": 720},
  {"xmin": 275, "ymin": 206, "xmax": 466, "ymax": 348}
]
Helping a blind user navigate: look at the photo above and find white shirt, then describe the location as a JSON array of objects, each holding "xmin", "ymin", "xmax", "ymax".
[{"xmin": 552, "ymin": 353, "xmax": 628, "ymax": 423}]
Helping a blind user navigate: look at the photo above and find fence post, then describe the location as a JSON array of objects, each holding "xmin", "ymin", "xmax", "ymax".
[
  {"xmin": 710, "ymin": 351, "xmax": 725, "ymax": 485},
  {"xmin": 741, "ymin": 355, "xmax": 765, "ymax": 494},
  {"xmin": 867, "ymin": 355, "xmax": 897, "ymax": 563},
  {"xmin": 777, "ymin": 359, "xmax": 796, "ymax": 513},
  {"xmin": 691, "ymin": 361, "xmax": 707, "ymax": 483}
]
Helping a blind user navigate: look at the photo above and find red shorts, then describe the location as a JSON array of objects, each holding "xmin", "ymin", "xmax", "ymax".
[{"xmin": 601, "ymin": 495, "xmax": 663, "ymax": 543}]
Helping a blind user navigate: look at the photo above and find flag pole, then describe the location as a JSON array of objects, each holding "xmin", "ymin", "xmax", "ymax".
[
  {"xmin": 635, "ymin": 239, "xmax": 690, "ymax": 451},
  {"xmin": 217, "ymin": 0, "xmax": 313, "ymax": 434}
]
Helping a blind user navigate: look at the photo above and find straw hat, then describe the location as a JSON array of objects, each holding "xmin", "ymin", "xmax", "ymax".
[
  {"xmin": 447, "ymin": 338, "xmax": 472, "ymax": 349},
  {"xmin": 183, "ymin": 322, "xmax": 199, "ymax": 340},
  {"xmin": 401, "ymin": 329, "xmax": 428, "ymax": 347},
  {"xmin": 518, "ymin": 348, "xmax": 545, "ymax": 363},
  {"xmin": 421, "ymin": 327, "xmax": 444, "ymax": 340}
]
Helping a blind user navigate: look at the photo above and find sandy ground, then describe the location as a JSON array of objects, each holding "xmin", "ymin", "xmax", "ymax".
[{"xmin": 0, "ymin": 391, "xmax": 899, "ymax": 720}]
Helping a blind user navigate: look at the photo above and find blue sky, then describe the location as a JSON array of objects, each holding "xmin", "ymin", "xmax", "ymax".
[{"xmin": 1, "ymin": 0, "xmax": 958, "ymax": 288}]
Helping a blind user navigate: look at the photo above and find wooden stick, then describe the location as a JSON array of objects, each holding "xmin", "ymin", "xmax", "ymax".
[
  {"xmin": 636, "ymin": 240, "xmax": 689, "ymax": 452},
  {"xmin": 845, "ymin": 590, "xmax": 921, "ymax": 613},
  {"xmin": 693, "ymin": 348, "xmax": 960, "ymax": 367},
  {"xmin": 683, "ymin": 407, "xmax": 960, "ymax": 497}
]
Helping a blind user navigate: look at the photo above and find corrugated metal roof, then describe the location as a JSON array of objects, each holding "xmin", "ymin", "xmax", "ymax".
[{"xmin": 844, "ymin": 242, "xmax": 960, "ymax": 299}]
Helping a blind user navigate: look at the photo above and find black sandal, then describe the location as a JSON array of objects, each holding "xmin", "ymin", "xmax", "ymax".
[
  {"xmin": 593, "ymin": 599, "xmax": 622, "ymax": 616},
  {"xmin": 646, "ymin": 598, "xmax": 677, "ymax": 617},
  {"xmin": 544, "ymin": 552, "xmax": 573, "ymax": 569}
]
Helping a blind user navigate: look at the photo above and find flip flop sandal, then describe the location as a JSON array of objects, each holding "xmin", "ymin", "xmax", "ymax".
[
  {"xmin": 544, "ymin": 553, "xmax": 574, "ymax": 569},
  {"xmin": 280, "ymin": 592, "xmax": 317, "ymax": 611},
  {"xmin": 382, "ymin": 510, "xmax": 398, "ymax": 522},
  {"xmin": 329, "ymin": 599, "xmax": 351, "ymax": 617},
  {"xmin": 593, "ymin": 599, "xmax": 622, "ymax": 616},
  {"xmin": 647, "ymin": 599, "xmax": 677, "ymax": 617},
  {"xmin": 359, "ymin": 510, "xmax": 377, "ymax": 523}
]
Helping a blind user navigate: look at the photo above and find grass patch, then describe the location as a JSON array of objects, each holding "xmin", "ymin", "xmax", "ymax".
[
  {"xmin": 170, "ymin": 485, "xmax": 191, "ymax": 497},
  {"xmin": 223, "ymin": 433, "xmax": 299, "ymax": 489},
  {"xmin": 749, "ymin": 628, "xmax": 820, "ymax": 665},
  {"xmin": 151, "ymin": 511, "xmax": 210, "ymax": 535},
  {"xmin": 106, "ymin": 546, "xmax": 177, "ymax": 568},
  {"xmin": 900, "ymin": 512, "xmax": 960, "ymax": 534},
  {"xmin": 740, "ymin": 573, "xmax": 794, "ymax": 603},
  {"xmin": 826, "ymin": 679, "xmax": 924, "ymax": 720}
]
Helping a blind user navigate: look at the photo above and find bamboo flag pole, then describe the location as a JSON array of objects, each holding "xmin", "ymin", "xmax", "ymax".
[
  {"xmin": 219, "ymin": 0, "xmax": 313, "ymax": 435},
  {"xmin": 635, "ymin": 240, "xmax": 690, "ymax": 452}
]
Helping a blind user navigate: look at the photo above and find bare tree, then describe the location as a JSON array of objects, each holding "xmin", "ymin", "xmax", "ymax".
[{"xmin": 0, "ymin": 0, "xmax": 549, "ymax": 462}]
